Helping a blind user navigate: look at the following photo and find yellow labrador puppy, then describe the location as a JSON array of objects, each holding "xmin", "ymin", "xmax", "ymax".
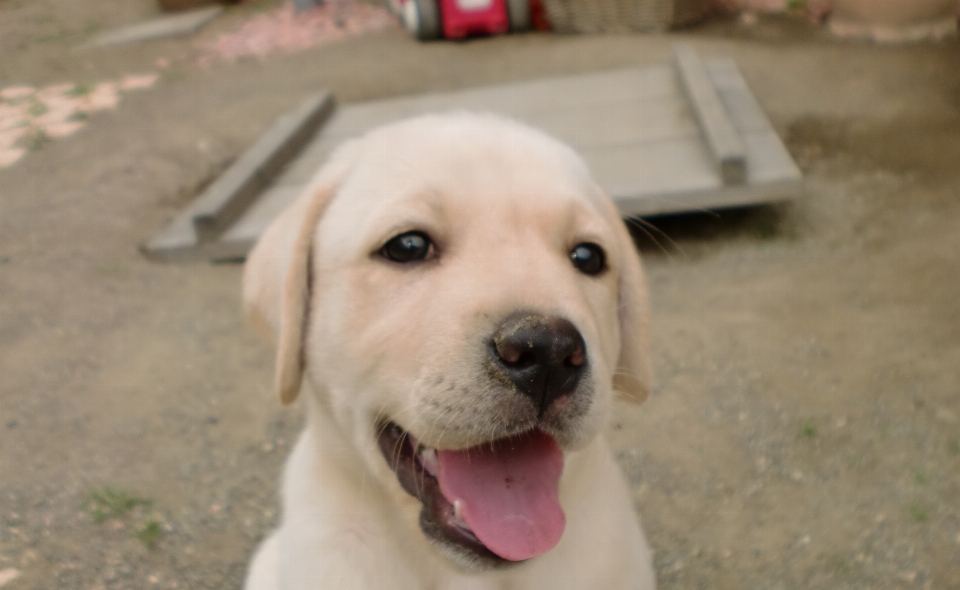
[{"xmin": 242, "ymin": 112, "xmax": 656, "ymax": 590}]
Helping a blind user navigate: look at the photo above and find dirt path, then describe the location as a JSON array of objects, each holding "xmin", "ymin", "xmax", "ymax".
[{"xmin": 1, "ymin": 1, "xmax": 959, "ymax": 588}]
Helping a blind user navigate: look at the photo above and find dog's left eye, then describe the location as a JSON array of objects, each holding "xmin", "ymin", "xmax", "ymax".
[
  {"xmin": 570, "ymin": 243, "xmax": 606, "ymax": 275},
  {"xmin": 380, "ymin": 231, "xmax": 434, "ymax": 263}
]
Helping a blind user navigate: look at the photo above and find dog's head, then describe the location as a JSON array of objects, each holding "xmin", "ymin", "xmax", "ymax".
[{"xmin": 244, "ymin": 113, "xmax": 650, "ymax": 569}]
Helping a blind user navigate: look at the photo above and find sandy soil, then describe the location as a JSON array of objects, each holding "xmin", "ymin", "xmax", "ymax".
[{"xmin": 1, "ymin": 1, "xmax": 959, "ymax": 588}]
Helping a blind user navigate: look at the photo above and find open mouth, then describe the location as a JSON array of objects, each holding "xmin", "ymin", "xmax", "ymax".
[{"xmin": 377, "ymin": 421, "xmax": 566, "ymax": 567}]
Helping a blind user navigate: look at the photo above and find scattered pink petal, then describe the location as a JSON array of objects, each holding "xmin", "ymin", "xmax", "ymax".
[
  {"xmin": 36, "ymin": 84, "xmax": 74, "ymax": 102},
  {"xmin": 0, "ymin": 87, "xmax": 35, "ymax": 101},
  {"xmin": 43, "ymin": 121, "xmax": 86, "ymax": 138},
  {"xmin": 38, "ymin": 95, "xmax": 80, "ymax": 112},
  {"xmin": 33, "ymin": 107, "xmax": 78, "ymax": 128},
  {"xmin": 156, "ymin": 58, "xmax": 171, "ymax": 68},
  {"xmin": 0, "ymin": 127, "xmax": 29, "ymax": 149},
  {"xmin": 0, "ymin": 148, "xmax": 26, "ymax": 168},
  {"xmin": 78, "ymin": 83, "xmax": 120, "ymax": 111},
  {"xmin": 0, "ymin": 105, "xmax": 27, "ymax": 131},
  {"xmin": 197, "ymin": 0, "xmax": 395, "ymax": 65},
  {"xmin": 0, "ymin": 72, "xmax": 159, "ymax": 170},
  {"xmin": 119, "ymin": 73, "xmax": 159, "ymax": 91},
  {"xmin": 0, "ymin": 568, "xmax": 20, "ymax": 587}
]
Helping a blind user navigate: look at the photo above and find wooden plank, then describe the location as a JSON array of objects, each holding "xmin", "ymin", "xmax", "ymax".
[
  {"xmin": 221, "ymin": 185, "xmax": 303, "ymax": 252},
  {"xmin": 318, "ymin": 66, "xmax": 680, "ymax": 141},
  {"xmin": 706, "ymin": 58, "xmax": 773, "ymax": 133},
  {"xmin": 673, "ymin": 44, "xmax": 747, "ymax": 185},
  {"xmin": 583, "ymin": 130, "xmax": 801, "ymax": 206},
  {"xmin": 91, "ymin": 6, "xmax": 222, "ymax": 47},
  {"xmin": 616, "ymin": 178, "xmax": 801, "ymax": 217},
  {"xmin": 190, "ymin": 92, "xmax": 334, "ymax": 242},
  {"xmin": 143, "ymin": 92, "xmax": 334, "ymax": 261},
  {"xmin": 146, "ymin": 54, "xmax": 804, "ymax": 262}
]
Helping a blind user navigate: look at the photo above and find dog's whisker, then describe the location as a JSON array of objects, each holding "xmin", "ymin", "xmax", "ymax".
[{"xmin": 624, "ymin": 216, "xmax": 689, "ymax": 261}]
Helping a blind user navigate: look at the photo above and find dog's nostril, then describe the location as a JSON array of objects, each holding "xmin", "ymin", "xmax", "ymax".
[
  {"xmin": 506, "ymin": 351, "xmax": 537, "ymax": 368},
  {"xmin": 565, "ymin": 346, "xmax": 585, "ymax": 368}
]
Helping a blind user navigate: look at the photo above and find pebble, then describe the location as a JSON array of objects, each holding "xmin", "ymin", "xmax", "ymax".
[
  {"xmin": 898, "ymin": 571, "xmax": 917, "ymax": 583},
  {"xmin": 738, "ymin": 11, "xmax": 758, "ymax": 26}
]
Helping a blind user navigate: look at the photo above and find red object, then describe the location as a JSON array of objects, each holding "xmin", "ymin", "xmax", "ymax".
[
  {"xmin": 439, "ymin": 0, "xmax": 509, "ymax": 38},
  {"xmin": 390, "ymin": 0, "xmax": 531, "ymax": 40},
  {"xmin": 530, "ymin": 0, "xmax": 551, "ymax": 30}
]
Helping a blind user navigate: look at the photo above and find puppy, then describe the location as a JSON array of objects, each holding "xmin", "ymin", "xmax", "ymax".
[{"xmin": 242, "ymin": 112, "xmax": 656, "ymax": 590}]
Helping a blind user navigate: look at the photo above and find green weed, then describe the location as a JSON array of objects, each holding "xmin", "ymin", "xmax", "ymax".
[
  {"xmin": 87, "ymin": 487, "xmax": 152, "ymax": 522},
  {"xmin": 908, "ymin": 503, "xmax": 928, "ymax": 523},
  {"xmin": 136, "ymin": 518, "xmax": 163, "ymax": 549}
]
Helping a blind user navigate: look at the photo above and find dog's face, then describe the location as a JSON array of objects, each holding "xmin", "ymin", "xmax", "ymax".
[{"xmin": 244, "ymin": 113, "xmax": 650, "ymax": 570}]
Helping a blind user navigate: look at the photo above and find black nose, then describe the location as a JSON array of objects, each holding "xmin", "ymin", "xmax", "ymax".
[{"xmin": 490, "ymin": 312, "xmax": 586, "ymax": 417}]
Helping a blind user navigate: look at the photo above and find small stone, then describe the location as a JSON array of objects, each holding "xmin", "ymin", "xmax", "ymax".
[
  {"xmin": 898, "ymin": 571, "xmax": 916, "ymax": 583},
  {"xmin": 935, "ymin": 408, "xmax": 956, "ymax": 423},
  {"xmin": 876, "ymin": 513, "xmax": 887, "ymax": 523},
  {"xmin": 799, "ymin": 534, "xmax": 811, "ymax": 545},
  {"xmin": 739, "ymin": 11, "xmax": 758, "ymax": 26},
  {"xmin": 790, "ymin": 470, "xmax": 804, "ymax": 481},
  {"xmin": 834, "ymin": 416, "xmax": 848, "ymax": 428}
]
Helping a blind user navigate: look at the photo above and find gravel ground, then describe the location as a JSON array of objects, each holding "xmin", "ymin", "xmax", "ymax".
[{"xmin": 1, "ymin": 1, "xmax": 959, "ymax": 588}]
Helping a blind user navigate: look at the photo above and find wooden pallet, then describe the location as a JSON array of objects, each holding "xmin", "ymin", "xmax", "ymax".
[{"xmin": 145, "ymin": 45, "xmax": 802, "ymax": 261}]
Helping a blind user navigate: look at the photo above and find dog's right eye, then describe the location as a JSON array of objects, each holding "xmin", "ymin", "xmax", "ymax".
[{"xmin": 380, "ymin": 231, "xmax": 434, "ymax": 263}]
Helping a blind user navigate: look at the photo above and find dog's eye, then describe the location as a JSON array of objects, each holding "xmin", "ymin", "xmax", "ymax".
[
  {"xmin": 570, "ymin": 243, "xmax": 606, "ymax": 275},
  {"xmin": 381, "ymin": 231, "xmax": 434, "ymax": 263}
]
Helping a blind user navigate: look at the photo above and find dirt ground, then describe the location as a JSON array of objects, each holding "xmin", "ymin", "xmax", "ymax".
[{"xmin": 1, "ymin": 1, "xmax": 959, "ymax": 589}]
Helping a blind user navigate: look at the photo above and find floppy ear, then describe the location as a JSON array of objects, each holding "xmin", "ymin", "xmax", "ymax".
[
  {"xmin": 242, "ymin": 145, "xmax": 356, "ymax": 405},
  {"xmin": 601, "ymin": 198, "xmax": 653, "ymax": 404}
]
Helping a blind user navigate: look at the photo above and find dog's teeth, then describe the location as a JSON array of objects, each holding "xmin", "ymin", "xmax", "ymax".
[
  {"xmin": 418, "ymin": 445, "xmax": 439, "ymax": 476},
  {"xmin": 452, "ymin": 499, "xmax": 472, "ymax": 532}
]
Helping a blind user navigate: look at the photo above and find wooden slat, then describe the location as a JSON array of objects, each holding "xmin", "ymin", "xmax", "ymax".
[
  {"xmin": 318, "ymin": 66, "xmax": 680, "ymax": 141},
  {"xmin": 673, "ymin": 45, "xmax": 747, "ymax": 185},
  {"xmin": 146, "ymin": 52, "xmax": 804, "ymax": 261},
  {"xmin": 190, "ymin": 92, "xmax": 334, "ymax": 242}
]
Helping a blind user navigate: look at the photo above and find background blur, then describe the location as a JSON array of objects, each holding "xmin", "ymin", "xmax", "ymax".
[{"xmin": 1, "ymin": 0, "xmax": 958, "ymax": 588}]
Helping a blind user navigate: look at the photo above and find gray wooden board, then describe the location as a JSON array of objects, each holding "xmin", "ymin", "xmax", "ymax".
[
  {"xmin": 144, "ymin": 93, "xmax": 334, "ymax": 261},
  {"xmin": 147, "ymin": 54, "xmax": 802, "ymax": 261},
  {"xmin": 673, "ymin": 44, "xmax": 747, "ymax": 185},
  {"xmin": 90, "ymin": 6, "xmax": 223, "ymax": 47}
]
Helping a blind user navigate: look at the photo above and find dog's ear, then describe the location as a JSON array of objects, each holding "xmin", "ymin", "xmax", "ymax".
[
  {"xmin": 242, "ymin": 144, "xmax": 356, "ymax": 405},
  {"xmin": 600, "ymin": 198, "xmax": 652, "ymax": 405}
]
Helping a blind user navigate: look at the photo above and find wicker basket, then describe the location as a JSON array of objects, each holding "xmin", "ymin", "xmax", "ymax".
[{"xmin": 542, "ymin": 0, "xmax": 714, "ymax": 33}]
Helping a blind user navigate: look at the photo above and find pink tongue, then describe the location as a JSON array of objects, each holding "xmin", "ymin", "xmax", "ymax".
[{"xmin": 437, "ymin": 430, "xmax": 565, "ymax": 562}]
